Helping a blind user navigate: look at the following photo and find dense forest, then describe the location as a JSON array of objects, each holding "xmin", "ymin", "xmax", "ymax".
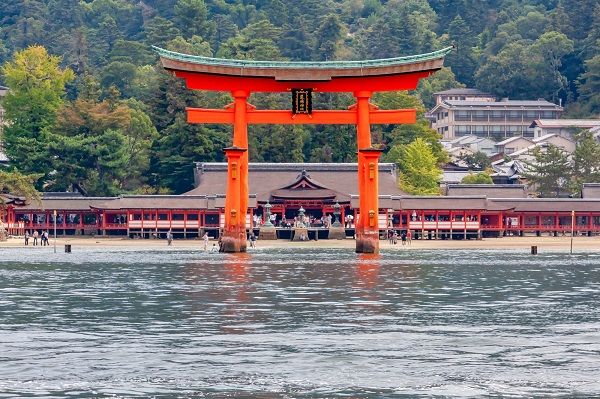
[{"xmin": 0, "ymin": 0, "xmax": 598, "ymax": 195}]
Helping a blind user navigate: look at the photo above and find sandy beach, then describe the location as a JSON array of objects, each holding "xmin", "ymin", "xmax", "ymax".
[{"xmin": 1, "ymin": 234, "xmax": 598, "ymax": 251}]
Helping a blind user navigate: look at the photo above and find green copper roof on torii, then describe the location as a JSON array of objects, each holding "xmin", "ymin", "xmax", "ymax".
[{"xmin": 152, "ymin": 46, "xmax": 453, "ymax": 70}]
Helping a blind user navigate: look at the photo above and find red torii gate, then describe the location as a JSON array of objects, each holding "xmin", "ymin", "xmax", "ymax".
[{"xmin": 156, "ymin": 46, "xmax": 452, "ymax": 253}]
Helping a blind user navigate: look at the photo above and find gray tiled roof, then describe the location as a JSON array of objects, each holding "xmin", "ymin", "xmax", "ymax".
[
  {"xmin": 434, "ymin": 88, "xmax": 491, "ymax": 96},
  {"xmin": 189, "ymin": 162, "xmax": 405, "ymax": 200},
  {"xmin": 444, "ymin": 100, "xmax": 562, "ymax": 108}
]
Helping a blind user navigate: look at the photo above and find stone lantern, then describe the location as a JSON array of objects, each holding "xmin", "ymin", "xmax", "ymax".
[
  {"xmin": 263, "ymin": 201, "xmax": 274, "ymax": 227},
  {"xmin": 297, "ymin": 206, "xmax": 306, "ymax": 227},
  {"xmin": 332, "ymin": 201, "xmax": 342, "ymax": 227}
]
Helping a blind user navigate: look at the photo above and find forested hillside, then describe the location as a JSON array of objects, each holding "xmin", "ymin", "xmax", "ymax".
[{"xmin": 0, "ymin": 0, "xmax": 598, "ymax": 195}]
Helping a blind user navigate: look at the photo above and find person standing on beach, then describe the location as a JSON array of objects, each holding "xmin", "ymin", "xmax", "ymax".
[
  {"xmin": 167, "ymin": 230, "xmax": 173, "ymax": 246},
  {"xmin": 407, "ymin": 230, "xmax": 412, "ymax": 245},
  {"xmin": 32, "ymin": 230, "xmax": 39, "ymax": 246},
  {"xmin": 202, "ymin": 232, "xmax": 209, "ymax": 251},
  {"xmin": 24, "ymin": 231, "xmax": 29, "ymax": 246}
]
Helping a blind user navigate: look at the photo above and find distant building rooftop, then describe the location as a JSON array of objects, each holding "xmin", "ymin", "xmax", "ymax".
[
  {"xmin": 443, "ymin": 99, "xmax": 561, "ymax": 108},
  {"xmin": 433, "ymin": 88, "xmax": 491, "ymax": 96},
  {"xmin": 529, "ymin": 119, "xmax": 600, "ymax": 128}
]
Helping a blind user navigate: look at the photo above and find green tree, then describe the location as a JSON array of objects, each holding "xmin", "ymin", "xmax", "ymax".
[
  {"xmin": 218, "ymin": 20, "xmax": 284, "ymax": 60},
  {"xmin": 144, "ymin": 16, "xmax": 181, "ymax": 47},
  {"xmin": 375, "ymin": 91, "xmax": 448, "ymax": 165},
  {"xmin": 313, "ymin": 14, "xmax": 344, "ymax": 61},
  {"xmin": 47, "ymin": 98, "xmax": 157, "ymax": 194},
  {"xmin": 461, "ymin": 171, "xmax": 493, "ymax": 184},
  {"xmin": 445, "ymin": 14, "xmax": 477, "ymax": 86},
  {"xmin": 522, "ymin": 144, "xmax": 572, "ymax": 197},
  {"xmin": 459, "ymin": 151, "xmax": 492, "ymax": 170},
  {"xmin": 1, "ymin": 46, "xmax": 74, "ymax": 181},
  {"xmin": 362, "ymin": 0, "xmax": 439, "ymax": 59},
  {"xmin": 571, "ymin": 130, "xmax": 600, "ymax": 195},
  {"xmin": 393, "ymin": 138, "xmax": 442, "ymax": 195},
  {"xmin": 173, "ymin": 0, "xmax": 215, "ymax": 40},
  {"xmin": 576, "ymin": 55, "xmax": 600, "ymax": 114}
]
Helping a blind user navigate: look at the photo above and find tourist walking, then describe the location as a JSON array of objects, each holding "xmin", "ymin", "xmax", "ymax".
[
  {"xmin": 43, "ymin": 231, "xmax": 49, "ymax": 246},
  {"xmin": 392, "ymin": 230, "xmax": 398, "ymax": 245},
  {"xmin": 249, "ymin": 232, "xmax": 256, "ymax": 248},
  {"xmin": 166, "ymin": 230, "xmax": 173, "ymax": 246},
  {"xmin": 32, "ymin": 230, "xmax": 39, "ymax": 246},
  {"xmin": 407, "ymin": 230, "xmax": 412, "ymax": 245},
  {"xmin": 401, "ymin": 231, "xmax": 407, "ymax": 245},
  {"xmin": 24, "ymin": 231, "xmax": 29, "ymax": 246},
  {"xmin": 202, "ymin": 232, "xmax": 209, "ymax": 251}
]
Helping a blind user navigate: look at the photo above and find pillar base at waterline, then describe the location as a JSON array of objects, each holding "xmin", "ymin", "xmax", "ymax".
[
  {"xmin": 221, "ymin": 230, "xmax": 247, "ymax": 252},
  {"xmin": 355, "ymin": 230, "xmax": 379, "ymax": 253}
]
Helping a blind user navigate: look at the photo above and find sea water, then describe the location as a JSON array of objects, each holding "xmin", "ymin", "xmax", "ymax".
[{"xmin": 0, "ymin": 247, "xmax": 599, "ymax": 397}]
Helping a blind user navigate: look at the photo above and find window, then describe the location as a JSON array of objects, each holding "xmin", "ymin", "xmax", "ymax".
[
  {"xmin": 205, "ymin": 213, "xmax": 219, "ymax": 225},
  {"xmin": 158, "ymin": 213, "xmax": 168, "ymax": 220},
  {"xmin": 455, "ymin": 111, "xmax": 470, "ymax": 121},
  {"xmin": 172, "ymin": 213, "xmax": 184, "ymax": 221},
  {"xmin": 524, "ymin": 110, "xmax": 538, "ymax": 119},
  {"xmin": 143, "ymin": 213, "xmax": 155, "ymax": 220},
  {"xmin": 187, "ymin": 213, "xmax": 198, "ymax": 221},
  {"xmin": 541, "ymin": 111, "xmax": 555, "ymax": 118},
  {"xmin": 490, "ymin": 110, "xmax": 505, "ymax": 120},
  {"xmin": 507, "ymin": 125, "xmax": 522, "ymax": 134},
  {"xmin": 456, "ymin": 125, "xmax": 470, "ymax": 134},
  {"xmin": 472, "ymin": 125, "xmax": 488, "ymax": 136},
  {"xmin": 507, "ymin": 110, "xmax": 522, "ymax": 120},
  {"xmin": 473, "ymin": 110, "xmax": 487, "ymax": 120}
]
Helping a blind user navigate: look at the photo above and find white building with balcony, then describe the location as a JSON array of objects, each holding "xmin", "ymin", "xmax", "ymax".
[{"xmin": 429, "ymin": 93, "xmax": 563, "ymax": 141}]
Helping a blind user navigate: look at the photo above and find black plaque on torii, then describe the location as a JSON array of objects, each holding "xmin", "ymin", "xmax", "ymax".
[{"xmin": 291, "ymin": 89, "xmax": 313, "ymax": 115}]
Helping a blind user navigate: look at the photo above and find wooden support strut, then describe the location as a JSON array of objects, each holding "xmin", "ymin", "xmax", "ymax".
[{"xmin": 187, "ymin": 107, "xmax": 417, "ymax": 125}]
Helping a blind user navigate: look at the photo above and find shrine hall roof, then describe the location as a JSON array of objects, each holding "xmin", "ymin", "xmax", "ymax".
[
  {"xmin": 188, "ymin": 162, "xmax": 406, "ymax": 201},
  {"xmin": 154, "ymin": 46, "xmax": 453, "ymax": 81}
]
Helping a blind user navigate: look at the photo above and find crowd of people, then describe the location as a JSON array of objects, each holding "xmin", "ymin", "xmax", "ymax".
[
  {"xmin": 388, "ymin": 230, "xmax": 412, "ymax": 246},
  {"xmin": 252, "ymin": 212, "xmax": 351, "ymax": 228},
  {"xmin": 24, "ymin": 230, "xmax": 51, "ymax": 246}
]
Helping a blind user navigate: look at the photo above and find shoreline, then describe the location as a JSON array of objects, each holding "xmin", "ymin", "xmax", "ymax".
[{"xmin": 1, "ymin": 235, "xmax": 598, "ymax": 251}]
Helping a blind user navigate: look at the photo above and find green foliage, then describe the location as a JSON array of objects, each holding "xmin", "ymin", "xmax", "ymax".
[
  {"xmin": 0, "ymin": 0, "xmax": 597, "ymax": 196},
  {"xmin": 522, "ymin": 144, "xmax": 572, "ymax": 197},
  {"xmin": 459, "ymin": 151, "xmax": 492, "ymax": 170},
  {"xmin": 476, "ymin": 31, "xmax": 574, "ymax": 101},
  {"xmin": 0, "ymin": 169, "xmax": 41, "ymax": 205},
  {"xmin": 45, "ymin": 98, "xmax": 157, "ymax": 195},
  {"xmin": 576, "ymin": 55, "xmax": 600, "ymax": 115},
  {"xmin": 462, "ymin": 171, "xmax": 493, "ymax": 184},
  {"xmin": 393, "ymin": 138, "xmax": 442, "ymax": 195},
  {"xmin": 1, "ymin": 46, "xmax": 74, "ymax": 182},
  {"xmin": 571, "ymin": 130, "xmax": 600, "ymax": 196}
]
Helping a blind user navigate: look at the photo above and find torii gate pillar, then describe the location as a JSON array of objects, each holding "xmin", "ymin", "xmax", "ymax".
[
  {"xmin": 355, "ymin": 91, "xmax": 382, "ymax": 253},
  {"xmin": 223, "ymin": 146, "xmax": 248, "ymax": 252}
]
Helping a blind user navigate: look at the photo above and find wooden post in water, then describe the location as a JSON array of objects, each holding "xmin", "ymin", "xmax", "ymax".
[
  {"xmin": 53, "ymin": 210, "xmax": 57, "ymax": 254},
  {"xmin": 570, "ymin": 210, "xmax": 575, "ymax": 255}
]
